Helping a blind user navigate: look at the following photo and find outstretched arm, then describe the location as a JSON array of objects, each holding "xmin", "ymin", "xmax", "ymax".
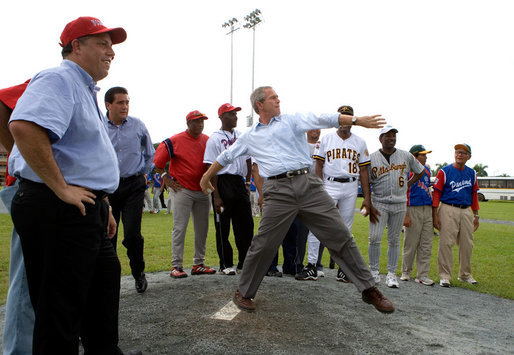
[{"xmin": 338, "ymin": 114, "xmax": 386, "ymax": 129}]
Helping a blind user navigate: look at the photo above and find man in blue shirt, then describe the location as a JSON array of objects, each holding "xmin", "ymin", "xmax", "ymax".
[
  {"xmin": 401, "ymin": 145, "xmax": 435, "ymax": 286},
  {"xmin": 8, "ymin": 17, "xmax": 140, "ymax": 354},
  {"xmin": 105, "ymin": 86, "xmax": 155, "ymax": 293},
  {"xmin": 200, "ymin": 86, "xmax": 395, "ymax": 314}
]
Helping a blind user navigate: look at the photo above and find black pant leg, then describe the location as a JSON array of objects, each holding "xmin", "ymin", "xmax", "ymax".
[
  {"xmin": 120, "ymin": 176, "xmax": 146, "ymax": 278},
  {"xmin": 12, "ymin": 181, "xmax": 120, "ymax": 354},
  {"xmin": 212, "ymin": 192, "xmax": 234, "ymax": 269}
]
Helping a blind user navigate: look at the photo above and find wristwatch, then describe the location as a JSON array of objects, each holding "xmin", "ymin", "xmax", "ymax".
[{"xmin": 352, "ymin": 116, "xmax": 357, "ymax": 125}]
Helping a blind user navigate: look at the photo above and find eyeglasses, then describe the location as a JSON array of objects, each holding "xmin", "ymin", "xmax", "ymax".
[{"xmin": 455, "ymin": 151, "xmax": 470, "ymax": 156}]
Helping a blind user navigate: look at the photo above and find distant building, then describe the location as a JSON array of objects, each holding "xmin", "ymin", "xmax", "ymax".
[{"xmin": 0, "ymin": 143, "xmax": 7, "ymax": 186}]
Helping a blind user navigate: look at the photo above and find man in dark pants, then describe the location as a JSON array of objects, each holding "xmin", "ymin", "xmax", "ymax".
[
  {"xmin": 105, "ymin": 86, "xmax": 155, "ymax": 293},
  {"xmin": 203, "ymin": 103, "xmax": 253, "ymax": 275},
  {"xmin": 200, "ymin": 86, "xmax": 394, "ymax": 314},
  {"xmin": 8, "ymin": 17, "xmax": 140, "ymax": 354}
]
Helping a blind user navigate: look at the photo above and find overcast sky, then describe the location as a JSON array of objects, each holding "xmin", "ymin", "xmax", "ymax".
[{"xmin": 2, "ymin": 0, "xmax": 513, "ymax": 175}]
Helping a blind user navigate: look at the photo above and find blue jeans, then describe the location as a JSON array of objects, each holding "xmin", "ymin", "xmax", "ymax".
[{"xmin": 1, "ymin": 181, "xmax": 34, "ymax": 355}]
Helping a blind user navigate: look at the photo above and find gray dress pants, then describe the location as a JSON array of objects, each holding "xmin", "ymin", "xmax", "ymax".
[{"xmin": 238, "ymin": 173, "xmax": 374, "ymax": 298}]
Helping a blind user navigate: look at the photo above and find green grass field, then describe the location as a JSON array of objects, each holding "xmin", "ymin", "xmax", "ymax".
[{"xmin": 1, "ymin": 199, "xmax": 513, "ymax": 304}]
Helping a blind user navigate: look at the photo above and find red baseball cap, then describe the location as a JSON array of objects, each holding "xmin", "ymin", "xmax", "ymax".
[
  {"xmin": 186, "ymin": 110, "xmax": 208, "ymax": 122},
  {"xmin": 218, "ymin": 103, "xmax": 241, "ymax": 117},
  {"xmin": 60, "ymin": 17, "xmax": 127, "ymax": 47}
]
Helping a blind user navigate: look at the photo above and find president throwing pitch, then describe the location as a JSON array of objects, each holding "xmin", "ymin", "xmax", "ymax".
[{"xmin": 200, "ymin": 86, "xmax": 395, "ymax": 314}]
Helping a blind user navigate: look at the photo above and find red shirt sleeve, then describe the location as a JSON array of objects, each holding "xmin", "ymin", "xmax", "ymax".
[
  {"xmin": 432, "ymin": 188, "xmax": 441, "ymax": 207},
  {"xmin": 0, "ymin": 80, "xmax": 30, "ymax": 109},
  {"xmin": 432, "ymin": 169, "xmax": 445, "ymax": 192},
  {"xmin": 471, "ymin": 191, "xmax": 479, "ymax": 211},
  {"xmin": 153, "ymin": 142, "xmax": 170, "ymax": 170}
]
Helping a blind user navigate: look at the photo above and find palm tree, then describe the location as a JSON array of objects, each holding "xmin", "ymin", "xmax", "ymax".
[
  {"xmin": 433, "ymin": 162, "xmax": 449, "ymax": 176},
  {"xmin": 473, "ymin": 163, "xmax": 488, "ymax": 177}
]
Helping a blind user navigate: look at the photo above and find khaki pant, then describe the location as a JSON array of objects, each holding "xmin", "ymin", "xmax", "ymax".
[
  {"xmin": 402, "ymin": 205, "xmax": 433, "ymax": 279},
  {"xmin": 171, "ymin": 188, "xmax": 210, "ymax": 268},
  {"xmin": 238, "ymin": 173, "xmax": 374, "ymax": 299},
  {"xmin": 437, "ymin": 203, "xmax": 474, "ymax": 280}
]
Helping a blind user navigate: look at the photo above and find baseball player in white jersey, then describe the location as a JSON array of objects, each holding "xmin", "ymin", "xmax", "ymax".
[
  {"xmin": 368, "ymin": 125, "xmax": 424, "ymax": 288},
  {"xmin": 296, "ymin": 106, "xmax": 377, "ymax": 281},
  {"xmin": 203, "ymin": 103, "xmax": 253, "ymax": 275}
]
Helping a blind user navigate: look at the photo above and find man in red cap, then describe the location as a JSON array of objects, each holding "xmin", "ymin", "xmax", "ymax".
[
  {"xmin": 154, "ymin": 110, "xmax": 217, "ymax": 279},
  {"xmin": 8, "ymin": 17, "xmax": 140, "ymax": 354},
  {"xmin": 203, "ymin": 104, "xmax": 253, "ymax": 275}
]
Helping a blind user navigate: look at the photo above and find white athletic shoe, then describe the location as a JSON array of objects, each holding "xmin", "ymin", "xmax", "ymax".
[
  {"xmin": 385, "ymin": 273, "xmax": 399, "ymax": 288},
  {"xmin": 440, "ymin": 279, "xmax": 450, "ymax": 287},
  {"xmin": 400, "ymin": 273, "xmax": 410, "ymax": 281},
  {"xmin": 371, "ymin": 270, "xmax": 380, "ymax": 283},
  {"xmin": 415, "ymin": 276, "xmax": 435, "ymax": 286},
  {"xmin": 317, "ymin": 270, "xmax": 325, "ymax": 278},
  {"xmin": 458, "ymin": 276, "xmax": 478, "ymax": 285},
  {"xmin": 221, "ymin": 267, "xmax": 236, "ymax": 275}
]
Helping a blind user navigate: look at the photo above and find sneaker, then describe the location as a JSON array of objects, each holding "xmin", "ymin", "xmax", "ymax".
[
  {"xmin": 385, "ymin": 273, "xmax": 399, "ymax": 288},
  {"xmin": 266, "ymin": 269, "xmax": 283, "ymax": 277},
  {"xmin": 415, "ymin": 276, "xmax": 435, "ymax": 286},
  {"xmin": 295, "ymin": 263, "xmax": 318, "ymax": 281},
  {"xmin": 191, "ymin": 264, "xmax": 216, "ymax": 275},
  {"xmin": 439, "ymin": 278, "xmax": 450, "ymax": 287},
  {"xmin": 317, "ymin": 270, "xmax": 325, "ymax": 278},
  {"xmin": 458, "ymin": 276, "xmax": 478, "ymax": 285},
  {"xmin": 371, "ymin": 270, "xmax": 380, "ymax": 283},
  {"xmin": 236, "ymin": 267, "xmax": 243, "ymax": 274},
  {"xmin": 400, "ymin": 273, "xmax": 410, "ymax": 281},
  {"xmin": 170, "ymin": 267, "xmax": 187, "ymax": 279},
  {"xmin": 336, "ymin": 269, "xmax": 352, "ymax": 283},
  {"xmin": 220, "ymin": 266, "xmax": 237, "ymax": 275}
]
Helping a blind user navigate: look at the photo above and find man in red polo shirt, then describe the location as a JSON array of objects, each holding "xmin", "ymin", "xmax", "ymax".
[{"xmin": 154, "ymin": 110, "xmax": 216, "ymax": 278}]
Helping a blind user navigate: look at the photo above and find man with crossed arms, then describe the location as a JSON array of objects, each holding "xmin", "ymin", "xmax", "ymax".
[{"xmin": 200, "ymin": 86, "xmax": 394, "ymax": 314}]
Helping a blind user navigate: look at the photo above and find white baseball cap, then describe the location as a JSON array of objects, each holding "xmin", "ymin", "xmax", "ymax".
[{"xmin": 379, "ymin": 124, "xmax": 398, "ymax": 136}]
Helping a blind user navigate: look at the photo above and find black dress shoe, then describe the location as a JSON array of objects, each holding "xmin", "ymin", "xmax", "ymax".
[
  {"xmin": 135, "ymin": 274, "xmax": 148, "ymax": 293},
  {"xmin": 329, "ymin": 258, "xmax": 335, "ymax": 269}
]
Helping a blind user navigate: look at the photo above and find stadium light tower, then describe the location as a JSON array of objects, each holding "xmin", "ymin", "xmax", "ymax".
[
  {"xmin": 222, "ymin": 17, "xmax": 240, "ymax": 104},
  {"xmin": 243, "ymin": 9, "xmax": 262, "ymax": 126}
]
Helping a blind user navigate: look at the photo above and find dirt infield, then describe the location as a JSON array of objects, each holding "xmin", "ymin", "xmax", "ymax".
[
  {"xmin": 1, "ymin": 268, "xmax": 512, "ymax": 354},
  {"xmin": 115, "ymin": 269, "xmax": 512, "ymax": 354}
]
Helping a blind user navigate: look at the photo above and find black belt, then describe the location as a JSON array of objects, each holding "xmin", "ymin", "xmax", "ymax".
[
  {"xmin": 86, "ymin": 189, "xmax": 108, "ymax": 200},
  {"xmin": 326, "ymin": 176, "xmax": 357, "ymax": 183},
  {"xmin": 268, "ymin": 168, "xmax": 310, "ymax": 180},
  {"xmin": 120, "ymin": 173, "xmax": 142, "ymax": 183},
  {"xmin": 20, "ymin": 179, "xmax": 107, "ymax": 200},
  {"xmin": 444, "ymin": 202, "xmax": 470, "ymax": 209}
]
